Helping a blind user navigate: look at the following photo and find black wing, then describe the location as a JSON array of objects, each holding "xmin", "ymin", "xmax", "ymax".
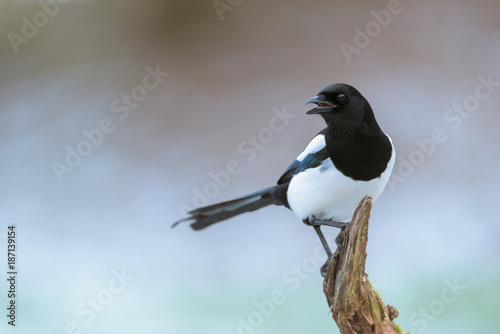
[{"xmin": 277, "ymin": 146, "xmax": 330, "ymax": 184}]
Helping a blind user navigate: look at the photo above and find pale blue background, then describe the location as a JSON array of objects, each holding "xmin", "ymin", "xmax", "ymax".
[{"xmin": 1, "ymin": 0, "xmax": 499, "ymax": 333}]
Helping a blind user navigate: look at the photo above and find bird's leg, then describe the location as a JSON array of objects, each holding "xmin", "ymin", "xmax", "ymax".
[
  {"xmin": 313, "ymin": 225, "xmax": 331, "ymax": 278},
  {"xmin": 311, "ymin": 219, "xmax": 349, "ymax": 247},
  {"xmin": 311, "ymin": 219, "xmax": 349, "ymax": 229},
  {"xmin": 304, "ymin": 218, "xmax": 350, "ymax": 277}
]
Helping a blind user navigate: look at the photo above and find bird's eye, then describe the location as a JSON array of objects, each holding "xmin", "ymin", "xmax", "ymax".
[{"xmin": 337, "ymin": 94, "xmax": 347, "ymax": 103}]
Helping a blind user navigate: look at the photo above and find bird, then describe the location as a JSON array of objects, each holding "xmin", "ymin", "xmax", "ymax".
[{"xmin": 173, "ymin": 83, "xmax": 395, "ymax": 276}]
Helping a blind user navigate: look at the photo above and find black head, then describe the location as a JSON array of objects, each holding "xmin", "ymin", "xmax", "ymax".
[{"xmin": 305, "ymin": 83, "xmax": 380, "ymax": 137}]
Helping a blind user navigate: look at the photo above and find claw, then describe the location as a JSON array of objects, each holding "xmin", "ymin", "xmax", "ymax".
[
  {"xmin": 335, "ymin": 233, "xmax": 344, "ymax": 248},
  {"xmin": 320, "ymin": 256, "xmax": 331, "ymax": 278}
]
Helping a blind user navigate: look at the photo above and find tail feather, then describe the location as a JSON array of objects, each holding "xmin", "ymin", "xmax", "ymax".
[{"xmin": 173, "ymin": 187, "xmax": 277, "ymax": 230}]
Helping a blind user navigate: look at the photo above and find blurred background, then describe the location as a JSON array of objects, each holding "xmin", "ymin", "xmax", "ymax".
[{"xmin": 1, "ymin": 0, "xmax": 499, "ymax": 333}]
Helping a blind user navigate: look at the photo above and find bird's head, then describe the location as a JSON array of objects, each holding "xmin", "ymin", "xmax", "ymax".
[{"xmin": 305, "ymin": 83, "xmax": 378, "ymax": 137}]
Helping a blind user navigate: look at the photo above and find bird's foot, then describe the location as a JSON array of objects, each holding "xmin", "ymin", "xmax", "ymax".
[
  {"xmin": 305, "ymin": 218, "xmax": 350, "ymax": 278},
  {"xmin": 334, "ymin": 225, "xmax": 349, "ymax": 247},
  {"xmin": 320, "ymin": 254, "xmax": 332, "ymax": 278},
  {"xmin": 319, "ymin": 227, "xmax": 347, "ymax": 277}
]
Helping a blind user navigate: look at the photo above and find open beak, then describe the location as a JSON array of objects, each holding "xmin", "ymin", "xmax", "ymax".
[{"xmin": 305, "ymin": 95, "xmax": 338, "ymax": 114}]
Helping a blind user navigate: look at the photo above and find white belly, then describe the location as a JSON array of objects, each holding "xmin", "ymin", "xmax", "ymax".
[{"xmin": 287, "ymin": 146, "xmax": 395, "ymax": 222}]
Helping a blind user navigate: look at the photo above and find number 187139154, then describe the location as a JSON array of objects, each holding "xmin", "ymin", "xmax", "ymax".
[{"xmin": 7, "ymin": 225, "xmax": 16, "ymax": 271}]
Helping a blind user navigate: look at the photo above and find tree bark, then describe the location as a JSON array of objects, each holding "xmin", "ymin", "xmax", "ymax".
[{"xmin": 322, "ymin": 196, "xmax": 404, "ymax": 334}]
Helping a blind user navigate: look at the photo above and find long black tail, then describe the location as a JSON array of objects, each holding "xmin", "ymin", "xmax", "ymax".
[{"xmin": 172, "ymin": 186, "xmax": 278, "ymax": 230}]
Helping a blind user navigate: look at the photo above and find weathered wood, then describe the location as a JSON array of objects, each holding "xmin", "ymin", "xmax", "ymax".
[{"xmin": 323, "ymin": 196, "xmax": 404, "ymax": 334}]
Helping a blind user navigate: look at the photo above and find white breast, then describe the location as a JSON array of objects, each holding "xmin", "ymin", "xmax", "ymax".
[{"xmin": 287, "ymin": 135, "xmax": 396, "ymax": 222}]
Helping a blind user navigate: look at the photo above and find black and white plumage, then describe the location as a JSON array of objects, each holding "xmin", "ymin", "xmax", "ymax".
[{"xmin": 173, "ymin": 83, "xmax": 395, "ymax": 276}]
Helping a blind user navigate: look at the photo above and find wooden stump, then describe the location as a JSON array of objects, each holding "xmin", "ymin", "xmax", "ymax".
[{"xmin": 322, "ymin": 196, "xmax": 404, "ymax": 334}]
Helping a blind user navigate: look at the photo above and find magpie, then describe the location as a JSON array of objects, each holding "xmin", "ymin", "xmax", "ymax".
[{"xmin": 173, "ymin": 83, "xmax": 395, "ymax": 276}]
